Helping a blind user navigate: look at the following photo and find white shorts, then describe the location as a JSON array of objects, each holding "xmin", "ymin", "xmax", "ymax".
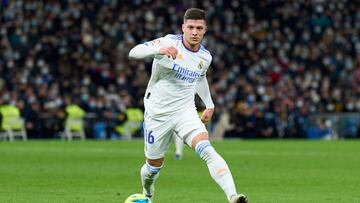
[{"xmin": 143, "ymin": 109, "xmax": 207, "ymax": 159}]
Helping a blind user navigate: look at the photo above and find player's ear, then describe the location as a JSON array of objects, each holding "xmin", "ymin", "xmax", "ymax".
[{"xmin": 182, "ymin": 23, "xmax": 185, "ymax": 32}]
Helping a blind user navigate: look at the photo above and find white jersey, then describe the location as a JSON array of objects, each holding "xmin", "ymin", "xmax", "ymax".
[{"xmin": 142, "ymin": 34, "xmax": 212, "ymax": 117}]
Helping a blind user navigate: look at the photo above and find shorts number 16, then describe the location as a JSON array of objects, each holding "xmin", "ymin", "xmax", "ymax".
[{"xmin": 145, "ymin": 129, "xmax": 154, "ymax": 144}]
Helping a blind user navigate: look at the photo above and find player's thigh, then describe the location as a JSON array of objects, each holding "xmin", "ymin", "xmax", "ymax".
[
  {"xmin": 143, "ymin": 115, "xmax": 174, "ymax": 160},
  {"xmin": 174, "ymin": 110, "xmax": 207, "ymax": 147}
]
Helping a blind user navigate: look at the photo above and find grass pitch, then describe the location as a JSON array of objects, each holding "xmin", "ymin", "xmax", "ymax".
[{"xmin": 0, "ymin": 140, "xmax": 359, "ymax": 203}]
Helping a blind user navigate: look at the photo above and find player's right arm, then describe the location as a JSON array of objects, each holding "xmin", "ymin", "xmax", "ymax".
[
  {"xmin": 129, "ymin": 36, "xmax": 178, "ymax": 60},
  {"xmin": 129, "ymin": 43, "xmax": 161, "ymax": 59}
]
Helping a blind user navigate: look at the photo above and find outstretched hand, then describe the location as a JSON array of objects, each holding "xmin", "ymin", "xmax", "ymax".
[
  {"xmin": 201, "ymin": 108, "xmax": 214, "ymax": 123},
  {"xmin": 159, "ymin": 46, "xmax": 178, "ymax": 59}
]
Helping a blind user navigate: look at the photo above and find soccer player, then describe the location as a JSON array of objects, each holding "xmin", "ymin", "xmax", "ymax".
[{"xmin": 128, "ymin": 8, "xmax": 248, "ymax": 203}]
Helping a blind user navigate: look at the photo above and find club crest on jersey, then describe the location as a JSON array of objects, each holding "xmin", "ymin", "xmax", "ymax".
[{"xmin": 198, "ymin": 60, "xmax": 204, "ymax": 69}]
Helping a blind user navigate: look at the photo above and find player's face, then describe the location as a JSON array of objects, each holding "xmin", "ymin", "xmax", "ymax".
[{"xmin": 182, "ymin": 19, "xmax": 207, "ymax": 47}]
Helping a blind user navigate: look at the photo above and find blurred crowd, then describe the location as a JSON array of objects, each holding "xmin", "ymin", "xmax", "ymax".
[{"xmin": 0, "ymin": 0, "xmax": 359, "ymax": 139}]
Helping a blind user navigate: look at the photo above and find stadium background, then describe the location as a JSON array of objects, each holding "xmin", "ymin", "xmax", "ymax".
[
  {"xmin": 1, "ymin": 1, "xmax": 360, "ymax": 203},
  {"xmin": 0, "ymin": 0, "xmax": 360, "ymax": 140}
]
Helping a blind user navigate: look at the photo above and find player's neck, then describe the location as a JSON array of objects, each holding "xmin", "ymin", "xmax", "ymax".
[{"xmin": 182, "ymin": 37, "xmax": 200, "ymax": 52}]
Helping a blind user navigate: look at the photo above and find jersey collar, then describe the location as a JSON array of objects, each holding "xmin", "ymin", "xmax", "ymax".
[{"xmin": 181, "ymin": 35, "xmax": 201, "ymax": 53}]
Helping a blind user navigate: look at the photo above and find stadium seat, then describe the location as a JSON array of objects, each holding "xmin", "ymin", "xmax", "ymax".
[
  {"xmin": 115, "ymin": 108, "xmax": 143, "ymax": 140},
  {"xmin": 63, "ymin": 118, "xmax": 85, "ymax": 140},
  {"xmin": 0, "ymin": 105, "xmax": 27, "ymax": 141},
  {"xmin": 62, "ymin": 104, "xmax": 86, "ymax": 140}
]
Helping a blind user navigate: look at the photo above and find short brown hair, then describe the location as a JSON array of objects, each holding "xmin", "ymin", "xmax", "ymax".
[{"xmin": 184, "ymin": 8, "xmax": 206, "ymax": 22}]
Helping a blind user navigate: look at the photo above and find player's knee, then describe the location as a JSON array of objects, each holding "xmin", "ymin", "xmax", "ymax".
[
  {"xmin": 146, "ymin": 158, "xmax": 164, "ymax": 174},
  {"xmin": 147, "ymin": 157, "xmax": 164, "ymax": 167},
  {"xmin": 191, "ymin": 132, "xmax": 209, "ymax": 149}
]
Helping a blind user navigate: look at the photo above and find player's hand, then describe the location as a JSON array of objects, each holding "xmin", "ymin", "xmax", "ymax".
[
  {"xmin": 159, "ymin": 46, "xmax": 178, "ymax": 59},
  {"xmin": 201, "ymin": 108, "xmax": 214, "ymax": 123}
]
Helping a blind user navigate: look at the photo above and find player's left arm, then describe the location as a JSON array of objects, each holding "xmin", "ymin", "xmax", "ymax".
[{"xmin": 196, "ymin": 75, "xmax": 215, "ymax": 123}]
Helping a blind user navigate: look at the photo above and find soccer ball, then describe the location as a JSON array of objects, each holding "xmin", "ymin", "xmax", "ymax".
[{"xmin": 124, "ymin": 194, "xmax": 152, "ymax": 203}]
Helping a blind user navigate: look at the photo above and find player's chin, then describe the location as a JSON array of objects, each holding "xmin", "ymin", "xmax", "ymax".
[{"xmin": 190, "ymin": 40, "xmax": 200, "ymax": 45}]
